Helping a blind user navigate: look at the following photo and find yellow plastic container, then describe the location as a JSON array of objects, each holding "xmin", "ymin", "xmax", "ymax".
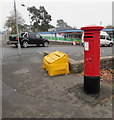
[{"xmin": 43, "ymin": 51, "xmax": 69, "ymax": 76}]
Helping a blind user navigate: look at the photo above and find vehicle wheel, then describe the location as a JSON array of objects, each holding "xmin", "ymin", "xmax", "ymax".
[
  {"xmin": 22, "ymin": 41, "xmax": 28, "ymax": 48},
  {"xmin": 43, "ymin": 41, "xmax": 49, "ymax": 47},
  {"xmin": 108, "ymin": 43, "xmax": 113, "ymax": 47}
]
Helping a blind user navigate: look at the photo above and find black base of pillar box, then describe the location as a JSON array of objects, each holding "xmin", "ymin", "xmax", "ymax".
[{"xmin": 84, "ymin": 75, "xmax": 100, "ymax": 94}]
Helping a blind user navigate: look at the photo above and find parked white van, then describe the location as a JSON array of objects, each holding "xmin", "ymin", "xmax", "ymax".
[{"xmin": 81, "ymin": 31, "xmax": 113, "ymax": 47}]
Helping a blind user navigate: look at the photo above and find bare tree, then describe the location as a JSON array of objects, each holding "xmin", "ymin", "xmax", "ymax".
[{"xmin": 5, "ymin": 10, "xmax": 25, "ymax": 34}]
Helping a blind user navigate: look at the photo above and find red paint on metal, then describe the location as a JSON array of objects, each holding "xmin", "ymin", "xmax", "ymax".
[{"xmin": 81, "ymin": 26, "xmax": 104, "ymax": 76}]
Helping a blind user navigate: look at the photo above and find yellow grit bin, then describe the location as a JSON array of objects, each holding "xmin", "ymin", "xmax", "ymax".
[{"xmin": 43, "ymin": 51, "xmax": 69, "ymax": 76}]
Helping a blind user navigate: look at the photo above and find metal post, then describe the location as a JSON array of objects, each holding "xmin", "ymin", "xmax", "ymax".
[
  {"xmin": 28, "ymin": 10, "xmax": 31, "ymax": 31},
  {"xmin": 100, "ymin": 21, "xmax": 102, "ymax": 26},
  {"xmin": 14, "ymin": 0, "xmax": 21, "ymax": 56},
  {"xmin": 1, "ymin": 33, "xmax": 4, "ymax": 59}
]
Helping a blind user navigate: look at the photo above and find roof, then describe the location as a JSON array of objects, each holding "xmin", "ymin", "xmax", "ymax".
[
  {"xmin": 81, "ymin": 26, "xmax": 104, "ymax": 31},
  {"xmin": 38, "ymin": 29, "xmax": 82, "ymax": 34},
  {"xmin": 102, "ymin": 29, "xmax": 114, "ymax": 32},
  {"xmin": 37, "ymin": 29, "xmax": 114, "ymax": 34}
]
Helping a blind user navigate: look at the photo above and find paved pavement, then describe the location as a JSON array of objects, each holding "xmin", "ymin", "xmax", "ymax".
[{"xmin": 2, "ymin": 53, "xmax": 112, "ymax": 118}]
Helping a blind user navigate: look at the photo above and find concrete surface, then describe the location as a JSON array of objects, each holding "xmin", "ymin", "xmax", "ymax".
[{"xmin": 2, "ymin": 53, "xmax": 112, "ymax": 118}]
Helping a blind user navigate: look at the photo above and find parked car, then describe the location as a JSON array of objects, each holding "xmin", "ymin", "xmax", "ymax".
[
  {"xmin": 81, "ymin": 31, "xmax": 113, "ymax": 47},
  {"xmin": 9, "ymin": 32, "xmax": 49, "ymax": 48},
  {"xmin": 100, "ymin": 31, "xmax": 113, "ymax": 47}
]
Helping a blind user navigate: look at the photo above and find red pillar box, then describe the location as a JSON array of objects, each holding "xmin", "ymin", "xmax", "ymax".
[{"xmin": 81, "ymin": 26, "xmax": 104, "ymax": 94}]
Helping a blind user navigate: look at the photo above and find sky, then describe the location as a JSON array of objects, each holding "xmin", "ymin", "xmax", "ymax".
[{"xmin": 0, "ymin": 0, "xmax": 113, "ymax": 31}]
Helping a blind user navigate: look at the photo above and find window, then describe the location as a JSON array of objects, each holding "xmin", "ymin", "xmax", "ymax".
[
  {"xmin": 106, "ymin": 36, "xmax": 111, "ymax": 41},
  {"xmin": 21, "ymin": 32, "xmax": 28, "ymax": 37},
  {"xmin": 100, "ymin": 35, "xmax": 105, "ymax": 39},
  {"xmin": 36, "ymin": 34, "xmax": 41, "ymax": 38},
  {"xmin": 21, "ymin": 33, "xmax": 25, "ymax": 36},
  {"xmin": 29, "ymin": 33, "xmax": 36, "ymax": 38}
]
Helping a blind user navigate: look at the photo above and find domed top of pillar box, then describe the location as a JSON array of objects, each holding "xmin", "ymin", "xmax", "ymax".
[{"xmin": 81, "ymin": 25, "xmax": 104, "ymax": 31}]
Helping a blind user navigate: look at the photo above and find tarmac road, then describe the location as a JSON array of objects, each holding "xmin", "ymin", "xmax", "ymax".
[{"xmin": 2, "ymin": 43, "xmax": 113, "ymax": 60}]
